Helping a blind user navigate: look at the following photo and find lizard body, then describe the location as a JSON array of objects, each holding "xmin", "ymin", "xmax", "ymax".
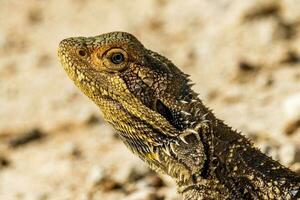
[{"xmin": 58, "ymin": 32, "xmax": 300, "ymax": 200}]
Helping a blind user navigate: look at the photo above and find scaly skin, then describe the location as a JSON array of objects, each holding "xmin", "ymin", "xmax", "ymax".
[{"xmin": 58, "ymin": 32, "xmax": 300, "ymax": 200}]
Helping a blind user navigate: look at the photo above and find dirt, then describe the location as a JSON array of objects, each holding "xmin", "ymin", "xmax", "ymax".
[{"xmin": 0, "ymin": 0, "xmax": 299, "ymax": 200}]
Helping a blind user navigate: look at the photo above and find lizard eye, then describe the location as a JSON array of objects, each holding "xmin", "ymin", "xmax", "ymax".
[
  {"xmin": 111, "ymin": 52, "xmax": 124, "ymax": 64},
  {"xmin": 103, "ymin": 48, "xmax": 128, "ymax": 71},
  {"xmin": 77, "ymin": 49, "xmax": 87, "ymax": 57}
]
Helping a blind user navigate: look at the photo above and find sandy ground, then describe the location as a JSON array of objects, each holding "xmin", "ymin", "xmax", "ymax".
[{"xmin": 0, "ymin": 0, "xmax": 300, "ymax": 199}]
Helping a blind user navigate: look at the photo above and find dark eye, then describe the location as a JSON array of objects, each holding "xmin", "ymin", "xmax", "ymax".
[
  {"xmin": 77, "ymin": 49, "xmax": 87, "ymax": 57},
  {"xmin": 111, "ymin": 52, "xmax": 124, "ymax": 64},
  {"xmin": 103, "ymin": 48, "xmax": 128, "ymax": 71}
]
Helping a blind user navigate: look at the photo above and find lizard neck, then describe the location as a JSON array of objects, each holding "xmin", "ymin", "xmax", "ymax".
[
  {"xmin": 187, "ymin": 105, "xmax": 300, "ymax": 199},
  {"xmin": 171, "ymin": 98, "xmax": 300, "ymax": 199}
]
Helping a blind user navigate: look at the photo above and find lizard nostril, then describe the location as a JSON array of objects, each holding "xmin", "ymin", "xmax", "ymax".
[{"xmin": 77, "ymin": 49, "xmax": 87, "ymax": 57}]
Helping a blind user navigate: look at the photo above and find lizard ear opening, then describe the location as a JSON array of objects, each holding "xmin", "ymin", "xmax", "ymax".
[
  {"xmin": 155, "ymin": 99, "xmax": 173, "ymax": 123},
  {"xmin": 154, "ymin": 99, "xmax": 184, "ymax": 131}
]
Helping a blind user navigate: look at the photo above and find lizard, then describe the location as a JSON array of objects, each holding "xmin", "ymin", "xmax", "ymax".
[{"xmin": 58, "ymin": 31, "xmax": 300, "ymax": 200}]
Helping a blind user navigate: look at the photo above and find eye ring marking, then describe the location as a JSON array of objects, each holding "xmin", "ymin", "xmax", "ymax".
[
  {"xmin": 102, "ymin": 48, "xmax": 128, "ymax": 71},
  {"xmin": 77, "ymin": 49, "xmax": 87, "ymax": 57}
]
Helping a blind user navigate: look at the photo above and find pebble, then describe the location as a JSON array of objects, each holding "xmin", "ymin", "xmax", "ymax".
[
  {"xmin": 87, "ymin": 165, "xmax": 106, "ymax": 187},
  {"xmin": 86, "ymin": 166, "xmax": 122, "ymax": 192},
  {"xmin": 278, "ymin": 144, "xmax": 297, "ymax": 166},
  {"xmin": 0, "ymin": 155, "xmax": 11, "ymax": 169},
  {"xmin": 284, "ymin": 120, "xmax": 300, "ymax": 135},
  {"xmin": 99, "ymin": 178, "xmax": 122, "ymax": 192},
  {"xmin": 85, "ymin": 113, "xmax": 102, "ymax": 125},
  {"xmin": 144, "ymin": 175, "xmax": 165, "ymax": 188},
  {"xmin": 258, "ymin": 142, "xmax": 279, "ymax": 161},
  {"xmin": 290, "ymin": 162, "xmax": 300, "ymax": 174},
  {"xmin": 9, "ymin": 128, "xmax": 45, "ymax": 148},
  {"xmin": 120, "ymin": 164, "xmax": 151, "ymax": 183},
  {"xmin": 283, "ymin": 93, "xmax": 300, "ymax": 121},
  {"xmin": 282, "ymin": 93, "xmax": 300, "ymax": 135},
  {"xmin": 63, "ymin": 142, "xmax": 81, "ymax": 158}
]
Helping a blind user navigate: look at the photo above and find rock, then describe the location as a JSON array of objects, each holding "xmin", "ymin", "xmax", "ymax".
[
  {"xmin": 63, "ymin": 142, "xmax": 82, "ymax": 158},
  {"xmin": 99, "ymin": 178, "xmax": 122, "ymax": 192},
  {"xmin": 290, "ymin": 162, "xmax": 300, "ymax": 174},
  {"xmin": 85, "ymin": 113, "xmax": 102, "ymax": 126},
  {"xmin": 27, "ymin": 7, "xmax": 43, "ymax": 25},
  {"xmin": 120, "ymin": 163, "xmax": 151, "ymax": 183},
  {"xmin": 144, "ymin": 175, "xmax": 165, "ymax": 188},
  {"xmin": 122, "ymin": 167, "xmax": 153, "ymax": 194},
  {"xmin": 282, "ymin": 93, "xmax": 300, "ymax": 135},
  {"xmin": 278, "ymin": 144, "xmax": 297, "ymax": 166},
  {"xmin": 161, "ymin": 186, "xmax": 181, "ymax": 200},
  {"xmin": 87, "ymin": 165, "xmax": 106, "ymax": 187},
  {"xmin": 0, "ymin": 155, "xmax": 11, "ymax": 169},
  {"xmin": 87, "ymin": 165, "xmax": 122, "ymax": 192},
  {"xmin": 243, "ymin": 1, "xmax": 279, "ymax": 21},
  {"xmin": 284, "ymin": 120, "xmax": 300, "ymax": 135},
  {"xmin": 257, "ymin": 142, "xmax": 279, "ymax": 161},
  {"xmin": 123, "ymin": 172, "xmax": 164, "ymax": 196},
  {"xmin": 9, "ymin": 128, "xmax": 45, "ymax": 148},
  {"xmin": 283, "ymin": 93, "xmax": 300, "ymax": 120},
  {"xmin": 280, "ymin": 51, "xmax": 300, "ymax": 65},
  {"xmin": 231, "ymin": 60, "xmax": 260, "ymax": 83}
]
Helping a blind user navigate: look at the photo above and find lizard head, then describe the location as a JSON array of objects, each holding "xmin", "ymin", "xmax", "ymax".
[
  {"xmin": 58, "ymin": 31, "xmax": 203, "ymax": 168},
  {"xmin": 58, "ymin": 31, "xmax": 208, "ymax": 181}
]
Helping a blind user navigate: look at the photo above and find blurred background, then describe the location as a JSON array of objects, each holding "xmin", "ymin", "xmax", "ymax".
[{"xmin": 0, "ymin": 0, "xmax": 300, "ymax": 199}]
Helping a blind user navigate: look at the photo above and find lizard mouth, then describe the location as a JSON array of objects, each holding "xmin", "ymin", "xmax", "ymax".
[
  {"xmin": 58, "ymin": 39, "xmax": 72, "ymax": 70},
  {"xmin": 58, "ymin": 38, "xmax": 88, "ymax": 83},
  {"xmin": 58, "ymin": 38, "xmax": 72, "ymax": 59},
  {"xmin": 58, "ymin": 39, "xmax": 113, "ymax": 103}
]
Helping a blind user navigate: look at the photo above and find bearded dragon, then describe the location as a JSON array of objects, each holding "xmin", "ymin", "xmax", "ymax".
[{"xmin": 58, "ymin": 31, "xmax": 300, "ymax": 200}]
